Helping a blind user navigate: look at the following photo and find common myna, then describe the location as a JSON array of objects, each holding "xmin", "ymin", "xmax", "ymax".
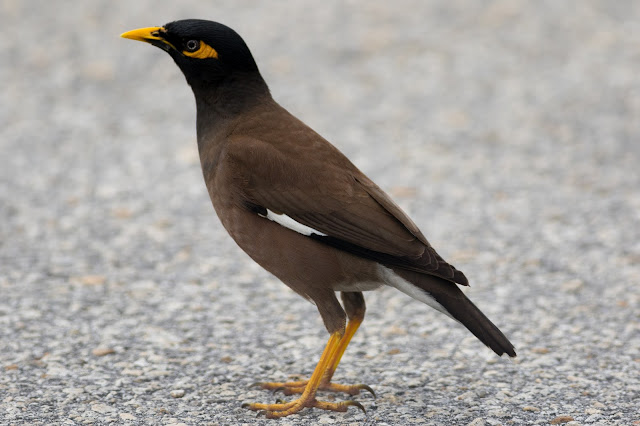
[{"xmin": 122, "ymin": 20, "xmax": 516, "ymax": 418}]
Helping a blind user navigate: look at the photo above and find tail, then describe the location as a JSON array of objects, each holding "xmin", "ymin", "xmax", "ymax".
[{"xmin": 383, "ymin": 267, "xmax": 516, "ymax": 357}]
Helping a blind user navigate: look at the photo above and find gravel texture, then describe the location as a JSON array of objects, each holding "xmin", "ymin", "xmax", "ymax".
[{"xmin": 1, "ymin": 1, "xmax": 639, "ymax": 425}]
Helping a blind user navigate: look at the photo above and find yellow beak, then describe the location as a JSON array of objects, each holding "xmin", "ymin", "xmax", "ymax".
[
  {"xmin": 121, "ymin": 26, "xmax": 177, "ymax": 51},
  {"xmin": 120, "ymin": 27, "xmax": 164, "ymax": 42}
]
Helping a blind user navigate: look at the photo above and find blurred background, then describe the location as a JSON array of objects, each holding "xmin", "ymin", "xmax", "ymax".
[{"xmin": 1, "ymin": 1, "xmax": 638, "ymax": 424}]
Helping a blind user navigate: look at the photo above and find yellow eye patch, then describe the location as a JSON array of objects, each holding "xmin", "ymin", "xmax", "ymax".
[{"xmin": 182, "ymin": 41, "xmax": 219, "ymax": 59}]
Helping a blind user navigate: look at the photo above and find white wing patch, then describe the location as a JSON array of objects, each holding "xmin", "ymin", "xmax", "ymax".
[
  {"xmin": 260, "ymin": 209, "xmax": 328, "ymax": 237},
  {"xmin": 378, "ymin": 265, "xmax": 455, "ymax": 320}
]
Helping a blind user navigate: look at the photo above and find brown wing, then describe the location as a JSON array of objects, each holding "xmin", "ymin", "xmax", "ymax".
[{"xmin": 226, "ymin": 132, "xmax": 468, "ymax": 285}]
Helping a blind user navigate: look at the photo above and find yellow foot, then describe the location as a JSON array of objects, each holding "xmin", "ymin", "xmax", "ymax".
[
  {"xmin": 252, "ymin": 380, "xmax": 375, "ymax": 397},
  {"xmin": 242, "ymin": 398, "xmax": 365, "ymax": 418}
]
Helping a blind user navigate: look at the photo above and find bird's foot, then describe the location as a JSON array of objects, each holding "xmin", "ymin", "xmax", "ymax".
[
  {"xmin": 243, "ymin": 331, "xmax": 370, "ymax": 417},
  {"xmin": 253, "ymin": 379, "xmax": 375, "ymax": 397},
  {"xmin": 242, "ymin": 397, "xmax": 365, "ymax": 418}
]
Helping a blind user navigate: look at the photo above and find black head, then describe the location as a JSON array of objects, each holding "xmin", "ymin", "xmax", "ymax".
[{"xmin": 122, "ymin": 19, "xmax": 267, "ymax": 96}]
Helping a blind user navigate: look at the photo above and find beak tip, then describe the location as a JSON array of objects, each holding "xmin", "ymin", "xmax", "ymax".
[{"xmin": 120, "ymin": 31, "xmax": 140, "ymax": 42}]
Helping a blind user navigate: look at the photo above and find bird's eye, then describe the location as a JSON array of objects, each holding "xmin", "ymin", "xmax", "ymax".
[{"xmin": 185, "ymin": 40, "xmax": 200, "ymax": 52}]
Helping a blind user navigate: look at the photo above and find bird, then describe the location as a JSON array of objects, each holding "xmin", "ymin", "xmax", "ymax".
[{"xmin": 121, "ymin": 19, "xmax": 516, "ymax": 418}]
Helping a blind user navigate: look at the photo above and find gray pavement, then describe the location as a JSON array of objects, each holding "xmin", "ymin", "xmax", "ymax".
[{"xmin": 1, "ymin": 1, "xmax": 639, "ymax": 425}]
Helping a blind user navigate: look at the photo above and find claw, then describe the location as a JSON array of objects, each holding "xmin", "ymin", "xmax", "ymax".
[
  {"xmin": 249, "ymin": 382, "xmax": 264, "ymax": 389},
  {"xmin": 358, "ymin": 384, "xmax": 376, "ymax": 399},
  {"xmin": 271, "ymin": 386, "xmax": 286, "ymax": 395},
  {"xmin": 345, "ymin": 400, "xmax": 366, "ymax": 414}
]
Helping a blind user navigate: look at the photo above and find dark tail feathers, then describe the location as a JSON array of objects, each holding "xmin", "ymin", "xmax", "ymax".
[{"xmin": 392, "ymin": 269, "xmax": 516, "ymax": 357}]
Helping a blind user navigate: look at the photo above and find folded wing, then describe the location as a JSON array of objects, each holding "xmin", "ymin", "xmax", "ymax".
[{"xmin": 228, "ymin": 136, "xmax": 468, "ymax": 285}]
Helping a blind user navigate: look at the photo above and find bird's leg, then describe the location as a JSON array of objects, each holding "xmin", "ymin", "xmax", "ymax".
[
  {"xmin": 254, "ymin": 292, "xmax": 374, "ymax": 397},
  {"xmin": 317, "ymin": 292, "xmax": 372, "ymax": 395},
  {"xmin": 243, "ymin": 331, "xmax": 364, "ymax": 417}
]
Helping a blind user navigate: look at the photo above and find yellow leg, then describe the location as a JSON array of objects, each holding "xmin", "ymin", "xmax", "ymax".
[
  {"xmin": 253, "ymin": 315, "xmax": 373, "ymax": 397},
  {"xmin": 322, "ymin": 314, "xmax": 363, "ymax": 384},
  {"xmin": 243, "ymin": 332, "xmax": 365, "ymax": 418}
]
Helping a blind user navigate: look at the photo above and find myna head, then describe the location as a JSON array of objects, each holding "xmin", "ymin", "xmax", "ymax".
[{"xmin": 122, "ymin": 19, "xmax": 268, "ymax": 103}]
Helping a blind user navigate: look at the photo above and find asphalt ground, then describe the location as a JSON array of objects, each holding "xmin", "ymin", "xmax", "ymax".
[{"xmin": 1, "ymin": 1, "xmax": 639, "ymax": 425}]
